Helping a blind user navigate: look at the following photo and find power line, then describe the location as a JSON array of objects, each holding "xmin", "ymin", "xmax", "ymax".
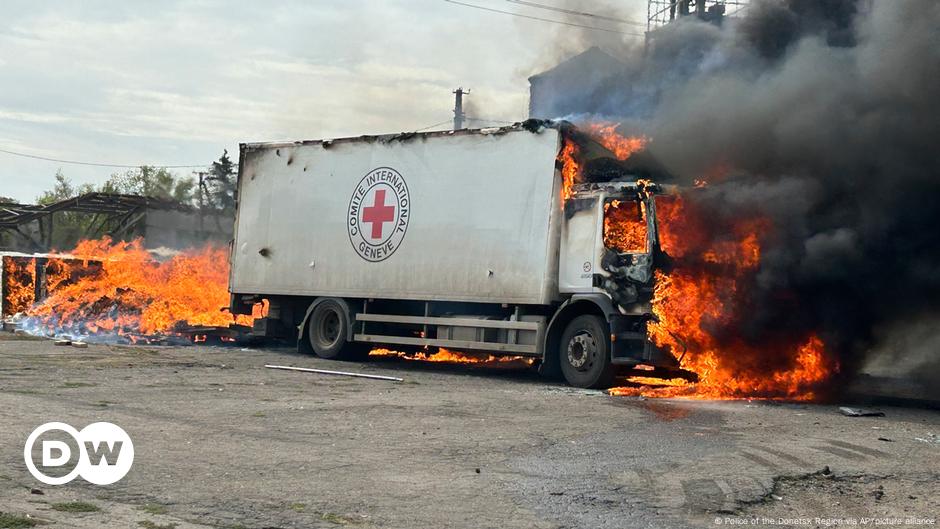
[
  {"xmin": 465, "ymin": 117, "xmax": 517, "ymax": 124},
  {"xmin": 417, "ymin": 117, "xmax": 518, "ymax": 131},
  {"xmin": 505, "ymin": 0, "xmax": 647, "ymax": 27},
  {"xmin": 443, "ymin": 0, "xmax": 645, "ymax": 37},
  {"xmin": 0, "ymin": 146, "xmax": 208, "ymax": 169},
  {"xmin": 414, "ymin": 119, "xmax": 454, "ymax": 131}
]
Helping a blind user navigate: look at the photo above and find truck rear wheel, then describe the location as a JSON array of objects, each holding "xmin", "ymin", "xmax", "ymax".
[
  {"xmin": 306, "ymin": 299, "xmax": 365, "ymax": 360},
  {"xmin": 559, "ymin": 315, "xmax": 616, "ymax": 389}
]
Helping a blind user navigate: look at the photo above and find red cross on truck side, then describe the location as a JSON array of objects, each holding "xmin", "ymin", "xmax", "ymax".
[{"xmin": 361, "ymin": 189, "xmax": 396, "ymax": 240}]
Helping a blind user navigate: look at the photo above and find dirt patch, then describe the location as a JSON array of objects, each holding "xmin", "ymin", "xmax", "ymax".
[{"xmin": 737, "ymin": 471, "xmax": 939, "ymax": 524}]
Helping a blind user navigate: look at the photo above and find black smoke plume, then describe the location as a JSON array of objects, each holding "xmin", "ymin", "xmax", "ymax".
[{"xmin": 540, "ymin": 0, "xmax": 940, "ymax": 391}]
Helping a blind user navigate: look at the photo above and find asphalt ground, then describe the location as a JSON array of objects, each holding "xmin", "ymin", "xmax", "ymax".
[{"xmin": 1, "ymin": 334, "xmax": 937, "ymax": 529}]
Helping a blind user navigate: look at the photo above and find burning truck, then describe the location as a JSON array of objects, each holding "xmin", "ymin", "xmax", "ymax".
[
  {"xmin": 7, "ymin": 118, "xmax": 833, "ymax": 399},
  {"xmin": 229, "ymin": 120, "xmax": 689, "ymax": 388}
]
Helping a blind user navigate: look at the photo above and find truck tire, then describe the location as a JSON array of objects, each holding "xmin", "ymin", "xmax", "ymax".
[
  {"xmin": 306, "ymin": 299, "xmax": 365, "ymax": 360},
  {"xmin": 559, "ymin": 315, "xmax": 616, "ymax": 389}
]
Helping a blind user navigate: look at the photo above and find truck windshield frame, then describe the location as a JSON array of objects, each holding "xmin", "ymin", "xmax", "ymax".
[{"xmin": 602, "ymin": 195, "xmax": 650, "ymax": 255}]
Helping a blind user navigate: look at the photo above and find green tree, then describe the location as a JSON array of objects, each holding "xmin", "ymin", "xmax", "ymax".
[
  {"xmin": 102, "ymin": 166, "xmax": 194, "ymax": 205},
  {"xmin": 30, "ymin": 171, "xmax": 93, "ymax": 249},
  {"xmin": 37, "ymin": 170, "xmax": 91, "ymax": 205},
  {"xmin": 37, "ymin": 170, "xmax": 73, "ymax": 204},
  {"xmin": 21, "ymin": 167, "xmax": 196, "ymax": 250},
  {"xmin": 205, "ymin": 150, "xmax": 236, "ymax": 212}
]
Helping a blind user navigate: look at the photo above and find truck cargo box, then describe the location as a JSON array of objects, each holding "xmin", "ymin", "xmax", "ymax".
[{"xmin": 231, "ymin": 126, "xmax": 564, "ymax": 305}]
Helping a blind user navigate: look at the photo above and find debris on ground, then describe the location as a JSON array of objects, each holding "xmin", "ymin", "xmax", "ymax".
[
  {"xmin": 264, "ymin": 364, "xmax": 403, "ymax": 382},
  {"xmin": 839, "ymin": 407, "xmax": 885, "ymax": 417}
]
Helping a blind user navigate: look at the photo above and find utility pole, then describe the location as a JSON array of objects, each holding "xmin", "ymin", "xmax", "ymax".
[
  {"xmin": 453, "ymin": 87, "xmax": 470, "ymax": 130},
  {"xmin": 195, "ymin": 170, "xmax": 210, "ymax": 235}
]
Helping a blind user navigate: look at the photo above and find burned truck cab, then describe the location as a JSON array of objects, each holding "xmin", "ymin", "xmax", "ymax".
[{"xmin": 559, "ymin": 180, "xmax": 680, "ymax": 375}]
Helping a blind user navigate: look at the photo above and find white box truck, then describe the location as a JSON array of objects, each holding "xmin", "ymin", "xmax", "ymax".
[{"xmin": 229, "ymin": 120, "xmax": 680, "ymax": 388}]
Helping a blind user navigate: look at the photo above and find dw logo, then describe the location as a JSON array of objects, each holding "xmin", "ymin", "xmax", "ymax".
[{"xmin": 24, "ymin": 422, "xmax": 134, "ymax": 485}]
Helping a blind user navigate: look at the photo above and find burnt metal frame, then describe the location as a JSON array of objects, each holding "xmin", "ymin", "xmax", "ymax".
[
  {"xmin": 647, "ymin": 0, "xmax": 750, "ymax": 32},
  {"xmin": 0, "ymin": 193, "xmax": 190, "ymax": 251}
]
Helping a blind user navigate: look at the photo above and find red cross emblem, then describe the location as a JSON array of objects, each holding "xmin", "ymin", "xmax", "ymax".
[
  {"xmin": 361, "ymin": 189, "xmax": 396, "ymax": 240},
  {"xmin": 347, "ymin": 167, "xmax": 411, "ymax": 262}
]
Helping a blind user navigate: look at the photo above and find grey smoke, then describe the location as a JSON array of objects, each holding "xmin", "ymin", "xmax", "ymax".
[{"xmin": 865, "ymin": 315, "xmax": 940, "ymax": 401}]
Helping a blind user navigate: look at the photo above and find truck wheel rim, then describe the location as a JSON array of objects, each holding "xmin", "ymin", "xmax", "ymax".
[
  {"xmin": 317, "ymin": 310, "xmax": 341, "ymax": 348},
  {"xmin": 567, "ymin": 332, "xmax": 596, "ymax": 371}
]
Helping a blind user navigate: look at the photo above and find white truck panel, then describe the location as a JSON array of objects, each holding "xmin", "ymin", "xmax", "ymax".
[
  {"xmin": 231, "ymin": 127, "xmax": 564, "ymax": 305},
  {"xmin": 559, "ymin": 199, "xmax": 601, "ymax": 293}
]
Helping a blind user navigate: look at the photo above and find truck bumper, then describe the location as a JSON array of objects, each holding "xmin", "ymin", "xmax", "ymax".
[{"xmin": 609, "ymin": 315, "xmax": 679, "ymax": 368}]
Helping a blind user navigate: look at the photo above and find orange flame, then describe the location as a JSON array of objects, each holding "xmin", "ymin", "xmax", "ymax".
[
  {"xmin": 24, "ymin": 237, "xmax": 258, "ymax": 338},
  {"xmin": 604, "ymin": 199, "xmax": 648, "ymax": 254},
  {"xmin": 558, "ymin": 139, "xmax": 580, "ymax": 201},
  {"xmin": 44, "ymin": 258, "xmax": 76, "ymax": 293},
  {"xmin": 2, "ymin": 257, "xmax": 36, "ymax": 315},
  {"xmin": 2, "ymin": 256, "xmax": 95, "ymax": 317},
  {"xmin": 555, "ymin": 123, "xmax": 836, "ymax": 401},
  {"xmin": 556, "ymin": 123, "xmax": 647, "ymax": 201},
  {"xmin": 609, "ymin": 194, "xmax": 837, "ymax": 400},
  {"xmin": 586, "ymin": 123, "xmax": 648, "ymax": 161},
  {"xmin": 370, "ymin": 348, "xmax": 534, "ymax": 369}
]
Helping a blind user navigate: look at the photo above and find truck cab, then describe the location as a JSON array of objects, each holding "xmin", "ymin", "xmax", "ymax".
[{"xmin": 547, "ymin": 179, "xmax": 679, "ymax": 387}]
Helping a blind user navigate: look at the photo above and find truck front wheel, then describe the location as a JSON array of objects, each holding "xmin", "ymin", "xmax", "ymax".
[
  {"xmin": 559, "ymin": 315, "xmax": 616, "ymax": 389},
  {"xmin": 306, "ymin": 299, "xmax": 365, "ymax": 360}
]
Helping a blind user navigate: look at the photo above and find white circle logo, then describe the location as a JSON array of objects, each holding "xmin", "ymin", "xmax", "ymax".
[
  {"xmin": 24, "ymin": 421, "xmax": 134, "ymax": 485},
  {"xmin": 347, "ymin": 167, "xmax": 410, "ymax": 262}
]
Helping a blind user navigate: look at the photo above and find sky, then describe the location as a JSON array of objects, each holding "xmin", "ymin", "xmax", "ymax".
[{"xmin": 0, "ymin": 0, "xmax": 647, "ymax": 203}]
